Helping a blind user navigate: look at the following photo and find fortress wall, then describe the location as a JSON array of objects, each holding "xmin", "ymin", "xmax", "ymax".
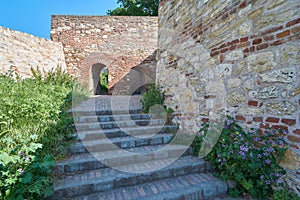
[
  {"xmin": 0, "ymin": 26, "xmax": 66, "ymax": 77},
  {"xmin": 51, "ymin": 16, "xmax": 158, "ymax": 92},
  {"xmin": 157, "ymin": 0, "xmax": 300, "ymax": 154}
]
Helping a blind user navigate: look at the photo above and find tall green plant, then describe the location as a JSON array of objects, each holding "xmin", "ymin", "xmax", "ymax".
[
  {"xmin": 0, "ymin": 67, "xmax": 89, "ymax": 199},
  {"xmin": 100, "ymin": 71, "xmax": 108, "ymax": 94},
  {"xmin": 141, "ymin": 84, "xmax": 164, "ymax": 113}
]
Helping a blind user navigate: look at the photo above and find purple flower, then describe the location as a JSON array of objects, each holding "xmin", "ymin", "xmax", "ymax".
[
  {"xmin": 18, "ymin": 151, "xmax": 24, "ymax": 156},
  {"xmin": 25, "ymin": 156, "xmax": 30, "ymax": 162},
  {"xmin": 217, "ymin": 153, "xmax": 221, "ymax": 158},
  {"xmin": 276, "ymin": 178, "xmax": 283, "ymax": 185},
  {"xmin": 260, "ymin": 175, "xmax": 264, "ymax": 179},
  {"xmin": 18, "ymin": 168, "xmax": 24, "ymax": 175},
  {"xmin": 240, "ymin": 145, "xmax": 249, "ymax": 152},
  {"xmin": 239, "ymin": 151, "xmax": 247, "ymax": 159},
  {"xmin": 267, "ymin": 147, "xmax": 275, "ymax": 153},
  {"xmin": 253, "ymin": 137, "xmax": 260, "ymax": 142},
  {"xmin": 257, "ymin": 154, "xmax": 262, "ymax": 159},
  {"xmin": 226, "ymin": 120, "xmax": 233, "ymax": 127},
  {"xmin": 265, "ymin": 159, "xmax": 271, "ymax": 165},
  {"xmin": 282, "ymin": 130, "xmax": 287, "ymax": 135},
  {"xmin": 221, "ymin": 144, "xmax": 226, "ymax": 148},
  {"xmin": 265, "ymin": 180, "xmax": 271, "ymax": 185},
  {"xmin": 263, "ymin": 151, "xmax": 269, "ymax": 157}
]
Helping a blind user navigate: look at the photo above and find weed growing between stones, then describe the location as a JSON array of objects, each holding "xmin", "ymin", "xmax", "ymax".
[
  {"xmin": 0, "ymin": 68, "xmax": 89, "ymax": 199},
  {"xmin": 192, "ymin": 116, "xmax": 290, "ymax": 199}
]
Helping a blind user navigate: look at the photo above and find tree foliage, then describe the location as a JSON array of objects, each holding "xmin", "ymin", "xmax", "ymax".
[{"xmin": 107, "ymin": 0, "xmax": 159, "ymax": 16}]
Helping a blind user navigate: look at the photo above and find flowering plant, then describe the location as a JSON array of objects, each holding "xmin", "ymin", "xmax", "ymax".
[{"xmin": 192, "ymin": 116, "xmax": 288, "ymax": 199}]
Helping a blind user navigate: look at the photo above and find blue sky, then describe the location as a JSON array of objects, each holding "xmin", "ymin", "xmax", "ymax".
[{"xmin": 0, "ymin": 0, "xmax": 119, "ymax": 39}]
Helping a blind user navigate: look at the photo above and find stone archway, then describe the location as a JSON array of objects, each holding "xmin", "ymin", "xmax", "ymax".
[{"xmin": 90, "ymin": 63, "xmax": 109, "ymax": 95}]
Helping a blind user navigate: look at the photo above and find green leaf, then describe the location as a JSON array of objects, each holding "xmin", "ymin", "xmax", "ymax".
[
  {"xmin": 43, "ymin": 185, "xmax": 54, "ymax": 196},
  {"xmin": 0, "ymin": 152, "xmax": 18, "ymax": 165},
  {"xmin": 241, "ymin": 179, "xmax": 253, "ymax": 191},
  {"xmin": 20, "ymin": 172, "xmax": 32, "ymax": 184}
]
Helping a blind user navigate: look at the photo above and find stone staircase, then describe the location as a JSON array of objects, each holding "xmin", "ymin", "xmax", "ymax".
[{"xmin": 49, "ymin": 96, "xmax": 228, "ymax": 200}]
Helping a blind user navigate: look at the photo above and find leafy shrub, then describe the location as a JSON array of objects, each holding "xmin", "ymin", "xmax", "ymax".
[
  {"xmin": 0, "ymin": 67, "xmax": 89, "ymax": 199},
  {"xmin": 272, "ymin": 187, "xmax": 300, "ymax": 200},
  {"xmin": 192, "ymin": 116, "xmax": 288, "ymax": 199},
  {"xmin": 140, "ymin": 84, "xmax": 174, "ymax": 124},
  {"xmin": 100, "ymin": 71, "xmax": 108, "ymax": 94},
  {"xmin": 141, "ymin": 84, "xmax": 164, "ymax": 113}
]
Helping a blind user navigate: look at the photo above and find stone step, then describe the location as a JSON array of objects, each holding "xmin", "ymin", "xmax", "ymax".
[
  {"xmin": 55, "ymin": 144, "xmax": 192, "ymax": 175},
  {"xmin": 71, "ymin": 109, "xmax": 143, "ymax": 117},
  {"xmin": 69, "ymin": 133, "xmax": 173, "ymax": 154},
  {"xmin": 50, "ymin": 156, "xmax": 218, "ymax": 199},
  {"xmin": 76, "ymin": 125, "xmax": 178, "ymax": 140},
  {"xmin": 75, "ymin": 113, "xmax": 154, "ymax": 123},
  {"xmin": 75, "ymin": 119, "xmax": 165, "ymax": 131}
]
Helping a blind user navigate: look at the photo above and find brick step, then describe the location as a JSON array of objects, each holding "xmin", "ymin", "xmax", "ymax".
[
  {"xmin": 75, "ymin": 119, "xmax": 165, "ymax": 131},
  {"xmin": 76, "ymin": 125, "xmax": 178, "ymax": 140},
  {"xmin": 50, "ymin": 156, "xmax": 218, "ymax": 199},
  {"xmin": 69, "ymin": 133, "xmax": 174, "ymax": 154},
  {"xmin": 56, "ymin": 144, "xmax": 192, "ymax": 175},
  {"xmin": 75, "ymin": 113, "xmax": 154, "ymax": 123}
]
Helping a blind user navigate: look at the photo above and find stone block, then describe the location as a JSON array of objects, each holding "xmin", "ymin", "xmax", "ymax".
[
  {"xmin": 227, "ymin": 91, "xmax": 246, "ymax": 106},
  {"xmin": 280, "ymin": 149, "xmax": 300, "ymax": 170},
  {"xmin": 280, "ymin": 45, "xmax": 300, "ymax": 65},
  {"xmin": 260, "ymin": 67, "xmax": 296, "ymax": 83},
  {"xmin": 266, "ymin": 101, "xmax": 297, "ymax": 115},
  {"xmin": 249, "ymin": 86, "xmax": 279, "ymax": 99},
  {"xmin": 224, "ymin": 50, "xmax": 243, "ymax": 62},
  {"xmin": 239, "ymin": 106, "xmax": 263, "ymax": 115},
  {"xmin": 238, "ymin": 22, "xmax": 251, "ymax": 35},
  {"xmin": 243, "ymin": 79, "xmax": 255, "ymax": 90},
  {"xmin": 247, "ymin": 51, "xmax": 276, "ymax": 73},
  {"xmin": 248, "ymin": 8, "xmax": 263, "ymax": 19},
  {"xmin": 227, "ymin": 78, "xmax": 242, "ymax": 88},
  {"xmin": 216, "ymin": 64, "xmax": 232, "ymax": 77}
]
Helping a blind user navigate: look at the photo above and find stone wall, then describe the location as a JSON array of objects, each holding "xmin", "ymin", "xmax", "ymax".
[
  {"xmin": 157, "ymin": 0, "xmax": 300, "ymax": 153},
  {"xmin": 51, "ymin": 15, "xmax": 158, "ymax": 94},
  {"xmin": 0, "ymin": 26, "xmax": 66, "ymax": 77}
]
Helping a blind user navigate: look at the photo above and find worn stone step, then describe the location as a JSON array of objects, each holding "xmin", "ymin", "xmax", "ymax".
[
  {"xmin": 76, "ymin": 125, "xmax": 178, "ymax": 140},
  {"xmin": 55, "ymin": 144, "xmax": 192, "ymax": 175},
  {"xmin": 75, "ymin": 119, "xmax": 165, "ymax": 131},
  {"xmin": 71, "ymin": 109, "xmax": 143, "ymax": 117},
  {"xmin": 75, "ymin": 113, "xmax": 154, "ymax": 123},
  {"xmin": 69, "ymin": 133, "xmax": 174, "ymax": 154},
  {"xmin": 50, "ymin": 156, "xmax": 217, "ymax": 199}
]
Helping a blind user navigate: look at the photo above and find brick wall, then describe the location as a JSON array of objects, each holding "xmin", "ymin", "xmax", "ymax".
[
  {"xmin": 0, "ymin": 26, "xmax": 66, "ymax": 77},
  {"xmin": 51, "ymin": 15, "xmax": 158, "ymax": 93},
  {"xmin": 157, "ymin": 0, "xmax": 300, "ymax": 154}
]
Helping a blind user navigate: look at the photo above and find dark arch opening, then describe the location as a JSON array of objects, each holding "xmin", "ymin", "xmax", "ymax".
[{"xmin": 91, "ymin": 63, "xmax": 109, "ymax": 95}]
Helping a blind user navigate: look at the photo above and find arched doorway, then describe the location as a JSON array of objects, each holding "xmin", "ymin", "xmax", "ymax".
[{"xmin": 90, "ymin": 63, "xmax": 109, "ymax": 95}]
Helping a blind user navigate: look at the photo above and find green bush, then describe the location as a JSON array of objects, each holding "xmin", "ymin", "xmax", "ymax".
[
  {"xmin": 272, "ymin": 187, "xmax": 300, "ymax": 200},
  {"xmin": 100, "ymin": 71, "xmax": 108, "ymax": 94},
  {"xmin": 141, "ymin": 84, "xmax": 165, "ymax": 113},
  {"xmin": 192, "ymin": 116, "xmax": 288, "ymax": 199},
  {"xmin": 140, "ymin": 84, "xmax": 174, "ymax": 124},
  {"xmin": 0, "ymin": 67, "xmax": 89, "ymax": 199}
]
